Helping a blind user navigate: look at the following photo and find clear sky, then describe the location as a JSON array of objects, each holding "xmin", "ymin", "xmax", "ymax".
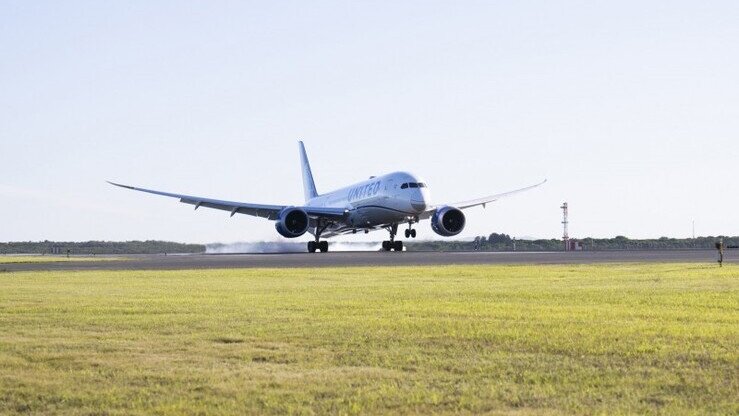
[{"xmin": 1, "ymin": 1, "xmax": 737, "ymax": 244}]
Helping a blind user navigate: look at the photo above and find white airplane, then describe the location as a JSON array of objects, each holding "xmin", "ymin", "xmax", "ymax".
[{"xmin": 109, "ymin": 141, "xmax": 545, "ymax": 252}]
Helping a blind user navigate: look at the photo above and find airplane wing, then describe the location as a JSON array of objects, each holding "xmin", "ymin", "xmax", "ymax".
[
  {"xmin": 420, "ymin": 179, "xmax": 547, "ymax": 219},
  {"xmin": 107, "ymin": 181, "xmax": 347, "ymax": 220}
]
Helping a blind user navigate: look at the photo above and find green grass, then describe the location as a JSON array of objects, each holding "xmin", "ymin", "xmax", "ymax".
[
  {"xmin": 0, "ymin": 264, "xmax": 736, "ymax": 415},
  {"xmin": 0, "ymin": 256, "xmax": 121, "ymax": 264}
]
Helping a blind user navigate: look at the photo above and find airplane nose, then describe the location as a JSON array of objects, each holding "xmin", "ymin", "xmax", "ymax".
[
  {"xmin": 411, "ymin": 191, "xmax": 427, "ymax": 213},
  {"xmin": 411, "ymin": 200, "xmax": 427, "ymax": 212}
]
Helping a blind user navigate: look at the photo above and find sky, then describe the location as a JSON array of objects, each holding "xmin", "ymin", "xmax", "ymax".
[{"xmin": 1, "ymin": 1, "xmax": 738, "ymax": 244}]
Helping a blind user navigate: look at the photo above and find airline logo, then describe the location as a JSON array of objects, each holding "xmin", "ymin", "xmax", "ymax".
[{"xmin": 348, "ymin": 181, "xmax": 382, "ymax": 202}]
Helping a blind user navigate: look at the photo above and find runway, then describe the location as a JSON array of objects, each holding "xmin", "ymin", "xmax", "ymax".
[{"xmin": 2, "ymin": 249, "xmax": 732, "ymax": 272}]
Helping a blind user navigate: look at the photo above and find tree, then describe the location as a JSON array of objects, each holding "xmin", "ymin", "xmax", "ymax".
[{"xmin": 488, "ymin": 233, "xmax": 512, "ymax": 244}]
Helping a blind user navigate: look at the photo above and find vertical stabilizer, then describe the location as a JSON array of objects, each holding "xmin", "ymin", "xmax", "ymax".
[{"xmin": 298, "ymin": 141, "xmax": 319, "ymax": 202}]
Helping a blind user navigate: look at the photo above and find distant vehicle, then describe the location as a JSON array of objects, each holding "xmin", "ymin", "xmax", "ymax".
[{"xmin": 110, "ymin": 142, "xmax": 545, "ymax": 252}]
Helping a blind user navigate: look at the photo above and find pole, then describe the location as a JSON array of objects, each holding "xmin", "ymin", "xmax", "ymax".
[{"xmin": 561, "ymin": 202, "xmax": 569, "ymax": 251}]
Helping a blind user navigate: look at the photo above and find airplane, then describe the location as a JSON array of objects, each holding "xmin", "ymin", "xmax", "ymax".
[{"xmin": 109, "ymin": 141, "xmax": 545, "ymax": 253}]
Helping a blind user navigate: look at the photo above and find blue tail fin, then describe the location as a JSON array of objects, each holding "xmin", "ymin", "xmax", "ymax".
[{"xmin": 298, "ymin": 141, "xmax": 319, "ymax": 202}]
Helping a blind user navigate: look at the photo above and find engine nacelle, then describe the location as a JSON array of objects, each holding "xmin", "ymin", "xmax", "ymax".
[
  {"xmin": 275, "ymin": 207, "xmax": 309, "ymax": 238},
  {"xmin": 431, "ymin": 206, "xmax": 466, "ymax": 237}
]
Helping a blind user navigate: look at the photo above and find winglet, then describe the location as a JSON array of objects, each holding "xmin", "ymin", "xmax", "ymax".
[
  {"xmin": 298, "ymin": 141, "xmax": 319, "ymax": 202},
  {"xmin": 107, "ymin": 181, "xmax": 135, "ymax": 190}
]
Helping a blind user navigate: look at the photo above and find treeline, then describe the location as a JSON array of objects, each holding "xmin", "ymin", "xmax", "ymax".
[
  {"xmin": 0, "ymin": 240, "xmax": 205, "ymax": 255},
  {"xmin": 3, "ymin": 236, "xmax": 737, "ymax": 254},
  {"xmin": 408, "ymin": 234, "xmax": 739, "ymax": 252}
]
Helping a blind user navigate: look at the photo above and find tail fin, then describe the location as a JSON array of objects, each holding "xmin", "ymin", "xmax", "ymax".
[{"xmin": 298, "ymin": 141, "xmax": 319, "ymax": 202}]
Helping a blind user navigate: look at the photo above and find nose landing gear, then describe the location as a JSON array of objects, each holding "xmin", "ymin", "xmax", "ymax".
[{"xmin": 404, "ymin": 221, "xmax": 417, "ymax": 239}]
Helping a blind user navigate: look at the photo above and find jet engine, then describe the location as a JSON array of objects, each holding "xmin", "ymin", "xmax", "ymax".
[
  {"xmin": 431, "ymin": 206, "xmax": 466, "ymax": 237},
  {"xmin": 275, "ymin": 207, "xmax": 309, "ymax": 238}
]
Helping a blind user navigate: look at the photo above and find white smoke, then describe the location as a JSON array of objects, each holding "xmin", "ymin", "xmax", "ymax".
[
  {"xmin": 205, "ymin": 241, "xmax": 383, "ymax": 254},
  {"xmin": 324, "ymin": 242, "xmax": 383, "ymax": 252},
  {"xmin": 206, "ymin": 242, "xmax": 303, "ymax": 253}
]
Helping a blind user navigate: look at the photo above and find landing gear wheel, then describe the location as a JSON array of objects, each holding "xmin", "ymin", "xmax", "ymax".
[
  {"xmin": 411, "ymin": 229, "xmax": 416, "ymax": 238},
  {"xmin": 382, "ymin": 224, "xmax": 403, "ymax": 252},
  {"xmin": 405, "ymin": 229, "xmax": 411, "ymax": 238},
  {"xmin": 309, "ymin": 222, "xmax": 334, "ymax": 253}
]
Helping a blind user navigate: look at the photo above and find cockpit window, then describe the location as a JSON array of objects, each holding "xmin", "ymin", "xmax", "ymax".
[
  {"xmin": 400, "ymin": 183, "xmax": 408, "ymax": 189},
  {"xmin": 418, "ymin": 182, "xmax": 427, "ymax": 188},
  {"xmin": 408, "ymin": 183, "xmax": 418, "ymax": 188}
]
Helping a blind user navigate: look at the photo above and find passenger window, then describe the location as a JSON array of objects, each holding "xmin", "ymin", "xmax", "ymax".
[
  {"xmin": 418, "ymin": 183, "xmax": 426, "ymax": 188},
  {"xmin": 400, "ymin": 183, "xmax": 408, "ymax": 189},
  {"xmin": 409, "ymin": 183, "xmax": 418, "ymax": 188}
]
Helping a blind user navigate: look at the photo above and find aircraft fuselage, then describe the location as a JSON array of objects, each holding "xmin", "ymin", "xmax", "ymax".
[{"xmin": 306, "ymin": 171, "xmax": 429, "ymax": 237}]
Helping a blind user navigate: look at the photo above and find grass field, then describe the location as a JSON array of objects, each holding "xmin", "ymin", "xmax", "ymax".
[
  {"xmin": 0, "ymin": 264, "xmax": 736, "ymax": 415},
  {"xmin": 0, "ymin": 256, "xmax": 121, "ymax": 264}
]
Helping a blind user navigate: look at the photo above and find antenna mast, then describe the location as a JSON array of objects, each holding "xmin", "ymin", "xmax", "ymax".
[{"xmin": 561, "ymin": 202, "xmax": 569, "ymax": 251}]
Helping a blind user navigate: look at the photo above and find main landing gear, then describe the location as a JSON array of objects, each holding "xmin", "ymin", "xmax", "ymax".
[
  {"xmin": 307, "ymin": 222, "xmax": 331, "ymax": 253},
  {"xmin": 382, "ymin": 224, "xmax": 404, "ymax": 252},
  {"xmin": 307, "ymin": 240, "xmax": 328, "ymax": 253}
]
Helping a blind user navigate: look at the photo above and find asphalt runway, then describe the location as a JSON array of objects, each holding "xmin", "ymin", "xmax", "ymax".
[{"xmin": 2, "ymin": 249, "xmax": 733, "ymax": 272}]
